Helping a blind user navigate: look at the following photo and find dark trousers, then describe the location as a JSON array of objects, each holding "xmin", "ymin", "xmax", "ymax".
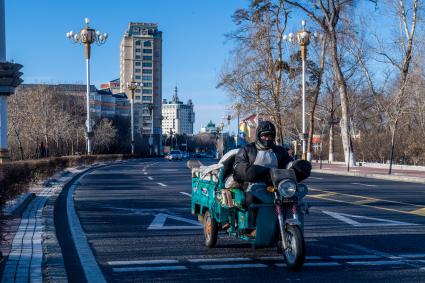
[{"xmin": 245, "ymin": 191, "xmax": 260, "ymax": 227}]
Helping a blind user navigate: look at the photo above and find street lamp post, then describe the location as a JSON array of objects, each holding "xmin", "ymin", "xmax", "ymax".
[
  {"xmin": 66, "ymin": 18, "xmax": 108, "ymax": 155},
  {"xmin": 220, "ymin": 122, "xmax": 225, "ymax": 158},
  {"xmin": 284, "ymin": 20, "xmax": 313, "ymax": 160},
  {"xmin": 125, "ymin": 77, "xmax": 142, "ymax": 155},
  {"xmin": 148, "ymin": 103, "xmax": 154, "ymax": 155},
  {"xmin": 235, "ymin": 103, "xmax": 241, "ymax": 147}
]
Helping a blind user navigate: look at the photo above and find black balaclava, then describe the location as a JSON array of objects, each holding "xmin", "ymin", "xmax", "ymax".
[{"xmin": 255, "ymin": 121, "xmax": 276, "ymax": 150}]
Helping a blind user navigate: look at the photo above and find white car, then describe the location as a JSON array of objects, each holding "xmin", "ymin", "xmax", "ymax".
[{"xmin": 167, "ymin": 150, "xmax": 183, "ymax": 160}]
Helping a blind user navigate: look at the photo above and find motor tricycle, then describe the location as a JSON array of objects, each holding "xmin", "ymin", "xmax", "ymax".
[{"xmin": 191, "ymin": 160, "xmax": 310, "ymax": 271}]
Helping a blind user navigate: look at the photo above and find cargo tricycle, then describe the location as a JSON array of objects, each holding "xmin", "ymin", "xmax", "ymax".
[{"xmin": 191, "ymin": 161, "xmax": 310, "ymax": 271}]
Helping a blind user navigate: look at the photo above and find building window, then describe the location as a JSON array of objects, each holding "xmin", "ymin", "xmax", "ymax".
[
  {"xmin": 142, "ymin": 75, "xmax": 152, "ymax": 81},
  {"xmin": 144, "ymin": 41, "xmax": 152, "ymax": 47},
  {"xmin": 143, "ymin": 56, "xmax": 152, "ymax": 60},
  {"xmin": 142, "ymin": 69, "xmax": 152, "ymax": 74},
  {"xmin": 135, "ymin": 55, "xmax": 141, "ymax": 59},
  {"xmin": 143, "ymin": 82, "xmax": 152, "ymax": 87},
  {"xmin": 135, "ymin": 75, "xmax": 141, "ymax": 80},
  {"xmin": 135, "ymin": 62, "xmax": 141, "ymax": 66},
  {"xmin": 135, "ymin": 68, "xmax": 141, "ymax": 73},
  {"xmin": 136, "ymin": 96, "xmax": 141, "ymax": 100},
  {"xmin": 135, "ymin": 48, "xmax": 141, "ymax": 53},
  {"xmin": 142, "ymin": 96, "xmax": 152, "ymax": 102},
  {"xmin": 143, "ymin": 49, "xmax": 152, "ymax": 54},
  {"xmin": 143, "ymin": 88, "xmax": 152, "ymax": 94},
  {"xmin": 136, "ymin": 40, "xmax": 141, "ymax": 46},
  {"xmin": 135, "ymin": 89, "xmax": 141, "ymax": 93},
  {"xmin": 142, "ymin": 62, "xmax": 152, "ymax": 67}
]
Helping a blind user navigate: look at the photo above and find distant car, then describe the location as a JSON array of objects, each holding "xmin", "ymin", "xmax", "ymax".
[
  {"xmin": 182, "ymin": 152, "xmax": 190, "ymax": 159},
  {"xmin": 166, "ymin": 150, "xmax": 183, "ymax": 161}
]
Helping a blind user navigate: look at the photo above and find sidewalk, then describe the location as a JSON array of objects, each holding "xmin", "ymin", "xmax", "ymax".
[
  {"xmin": 312, "ymin": 161, "xmax": 425, "ymax": 184},
  {"xmin": 0, "ymin": 166, "xmax": 90, "ymax": 283}
]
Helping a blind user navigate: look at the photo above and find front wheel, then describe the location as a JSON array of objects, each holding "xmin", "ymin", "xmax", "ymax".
[
  {"xmin": 283, "ymin": 225, "xmax": 305, "ymax": 271},
  {"xmin": 203, "ymin": 210, "xmax": 218, "ymax": 247}
]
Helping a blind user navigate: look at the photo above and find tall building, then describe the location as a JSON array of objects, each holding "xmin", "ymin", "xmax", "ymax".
[
  {"xmin": 120, "ymin": 22, "xmax": 162, "ymax": 153},
  {"xmin": 162, "ymin": 86, "xmax": 195, "ymax": 135}
]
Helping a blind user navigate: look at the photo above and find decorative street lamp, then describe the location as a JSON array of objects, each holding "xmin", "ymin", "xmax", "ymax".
[
  {"xmin": 66, "ymin": 18, "xmax": 108, "ymax": 155},
  {"xmin": 284, "ymin": 20, "xmax": 315, "ymax": 160},
  {"xmin": 125, "ymin": 77, "xmax": 142, "ymax": 155},
  {"xmin": 147, "ymin": 103, "xmax": 155, "ymax": 155},
  {"xmin": 234, "ymin": 103, "xmax": 242, "ymax": 147},
  {"xmin": 220, "ymin": 122, "xmax": 225, "ymax": 158}
]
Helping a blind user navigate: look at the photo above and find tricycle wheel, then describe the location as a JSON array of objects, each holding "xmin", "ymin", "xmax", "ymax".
[
  {"xmin": 203, "ymin": 210, "xmax": 218, "ymax": 248},
  {"xmin": 283, "ymin": 225, "xmax": 305, "ymax": 271}
]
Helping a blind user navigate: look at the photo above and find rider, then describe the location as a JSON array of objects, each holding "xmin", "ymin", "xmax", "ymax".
[{"xmin": 233, "ymin": 121, "xmax": 310, "ymax": 234}]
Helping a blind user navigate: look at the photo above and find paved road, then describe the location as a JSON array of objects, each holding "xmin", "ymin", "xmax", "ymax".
[{"xmin": 67, "ymin": 158, "xmax": 425, "ymax": 282}]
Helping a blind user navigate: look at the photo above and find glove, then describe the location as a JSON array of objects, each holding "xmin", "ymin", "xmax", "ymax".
[{"xmin": 291, "ymin": 160, "xmax": 312, "ymax": 182}]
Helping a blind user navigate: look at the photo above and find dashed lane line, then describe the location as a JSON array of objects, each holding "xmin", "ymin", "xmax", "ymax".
[
  {"xmin": 148, "ymin": 177, "xmax": 154, "ymax": 180},
  {"xmin": 347, "ymin": 260, "xmax": 405, "ymax": 266},
  {"xmin": 107, "ymin": 252, "xmax": 425, "ymax": 273},
  {"xmin": 330, "ymin": 255, "xmax": 381, "ymax": 260},
  {"xmin": 309, "ymin": 177, "xmax": 324, "ymax": 180},
  {"xmin": 109, "ymin": 260, "xmax": 179, "ymax": 266},
  {"xmin": 180, "ymin": 192, "xmax": 191, "ymax": 197},
  {"xmin": 351, "ymin": 182, "xmax": 377, "ymax": 187},
  {"xmin": 113, "ymin": 266, "xmax": 187, "ymax": 272},
  {"xmin": 199, "ymin": 263, "xmax": 267, "ymax": 270},
  {"xmin": 158, "ymin": 183, "xmax": 167, "ymax": 187},
  {"xmin": 188, "ymin": 258, "xmax": 251, "ymax": 263}
]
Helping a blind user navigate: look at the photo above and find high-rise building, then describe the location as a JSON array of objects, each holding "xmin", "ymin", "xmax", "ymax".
[
  {"xmin": 162, "ymin": 86, "xmax": 195, "ymax": 135},
  {"xmin": 120, "ymin": 22, "xmax": 162, "ymax": 154}
]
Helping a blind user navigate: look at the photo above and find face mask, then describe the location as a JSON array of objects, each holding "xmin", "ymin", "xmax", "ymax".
[{"xmin": 259, "ymin": 139, "xmax": 274, "ymax": 148}]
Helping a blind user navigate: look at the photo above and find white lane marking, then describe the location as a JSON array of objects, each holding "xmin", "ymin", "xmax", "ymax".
[
  {"xmin": 158, "ymin": 183, "xmax": 167, "ymax": 187},
  {"xmin": 309, "ymin": 177, "xmax": 324, "ymax": 180},
  {"xmin": 347, "ymin": 260, "xmax": 405, "ymax": 266},
  {"xmin": 148, "ymin": 177, "xmax": 154, "ymax": 180},
  {"xmin": 330, "ymin": 255, "xmax": 381, "ymax": 260},
  {"xmin": 143, "ymin": 172, "xmax": 147, "ymax": 175},
  {"xmin": 113, "ymin": 266, "xmax": 187, "ymax": 272},
  {"xmin": 304, "ymin": 262, "xmax": 341, "ymax": 267},
  {"xmin": 398, "ymin": 254, "xmax": 425, "ymax": 258},
  {"xmin": 351, "ymin": 182, "xmax": 377, "ymax": 187},
  {"xmin": 148, "ymin": 213, "xmax": 202, "ymax": 230},
  {"xmin": 258, "ymin": 256, "xmax": 284, "ymax": 261},
  {"xmin": 68, "ymin": 180, "xmax": 107, "ymax": 283},
  {"xmin": 199, "ymin": 264, "xmax": 267, "ymax": 270},
  {"xmin": 108, "ymin": 260, "xmax": 179, "ymax": 266},
  {"xmin": 180, "ymin": 192, "xmax": 191, "ymax": 197},
  {"xmin": 306, "ymin": 256, "xmax": 322, "ymax": 260},
  {"xmin": 322, "ymin": 210, "xmax": 417, "ymax": 227},
  {"xmin": 350, "ymin": 170, "xmax": 360, "ymax": 172},
  {"xmin": 188, "ymin": 258, "xmax": 251, "ymax": 263}
]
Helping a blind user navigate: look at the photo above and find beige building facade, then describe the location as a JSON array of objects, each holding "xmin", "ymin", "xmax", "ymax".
[{"xmin": 120, "ymin": 22, "xmax": 162, "ymax": 153}]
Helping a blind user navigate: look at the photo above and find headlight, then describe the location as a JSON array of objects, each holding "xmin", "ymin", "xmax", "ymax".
[{"xmin": 277, "ymin": 180, "xmax": 297, "ymax": 198}]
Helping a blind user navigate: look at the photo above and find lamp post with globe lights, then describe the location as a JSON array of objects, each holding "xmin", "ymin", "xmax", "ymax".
[
  {"xmin": 284, "ymin": 20, "xmax": 317, "ymax": 160},
  {"xmin": 125, "ymin": 77, "xmax": 142, "ymax": 155},
  {"xmin": 66, "ymin": 18, "xmax": 108, "ymax": 155}
]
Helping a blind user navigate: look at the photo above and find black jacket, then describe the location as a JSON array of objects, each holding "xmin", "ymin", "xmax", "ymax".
[{"xmin": 233, "ymin": 142, "xmax": 293, "ymax": 185}]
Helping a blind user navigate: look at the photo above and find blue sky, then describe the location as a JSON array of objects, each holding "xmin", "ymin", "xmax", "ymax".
[{"xmin": 4, "ymin": 0, "xmax": 247, "ymax": 133}]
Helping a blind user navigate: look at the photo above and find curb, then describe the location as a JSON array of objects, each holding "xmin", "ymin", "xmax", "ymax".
[
  {"xmin": 2, "ymin": 192, "xmax": 36, "ymax": 217},
  {"xmin": 312, "ymin": 169, "xmax": 425, "ymax": 184},
  {"xmin": 43, "ymin": 164, "xmax": 110, "ymax": 282}
]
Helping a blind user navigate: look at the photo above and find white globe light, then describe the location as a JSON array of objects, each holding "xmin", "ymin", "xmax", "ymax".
[
  {"xmin": 96, "ymin": 31, "xmax": 100, "ymax": 36},
  {"xmin": 85, "ymin": 18, "xmax": 90, "ymax": 25},
  {"xmin": 283, "ymin": 34, "xmax": 288, "ymax": 41},
  {"xmin": 301, "ymin": 19, "xmax": 306, "ymax": 27}
]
